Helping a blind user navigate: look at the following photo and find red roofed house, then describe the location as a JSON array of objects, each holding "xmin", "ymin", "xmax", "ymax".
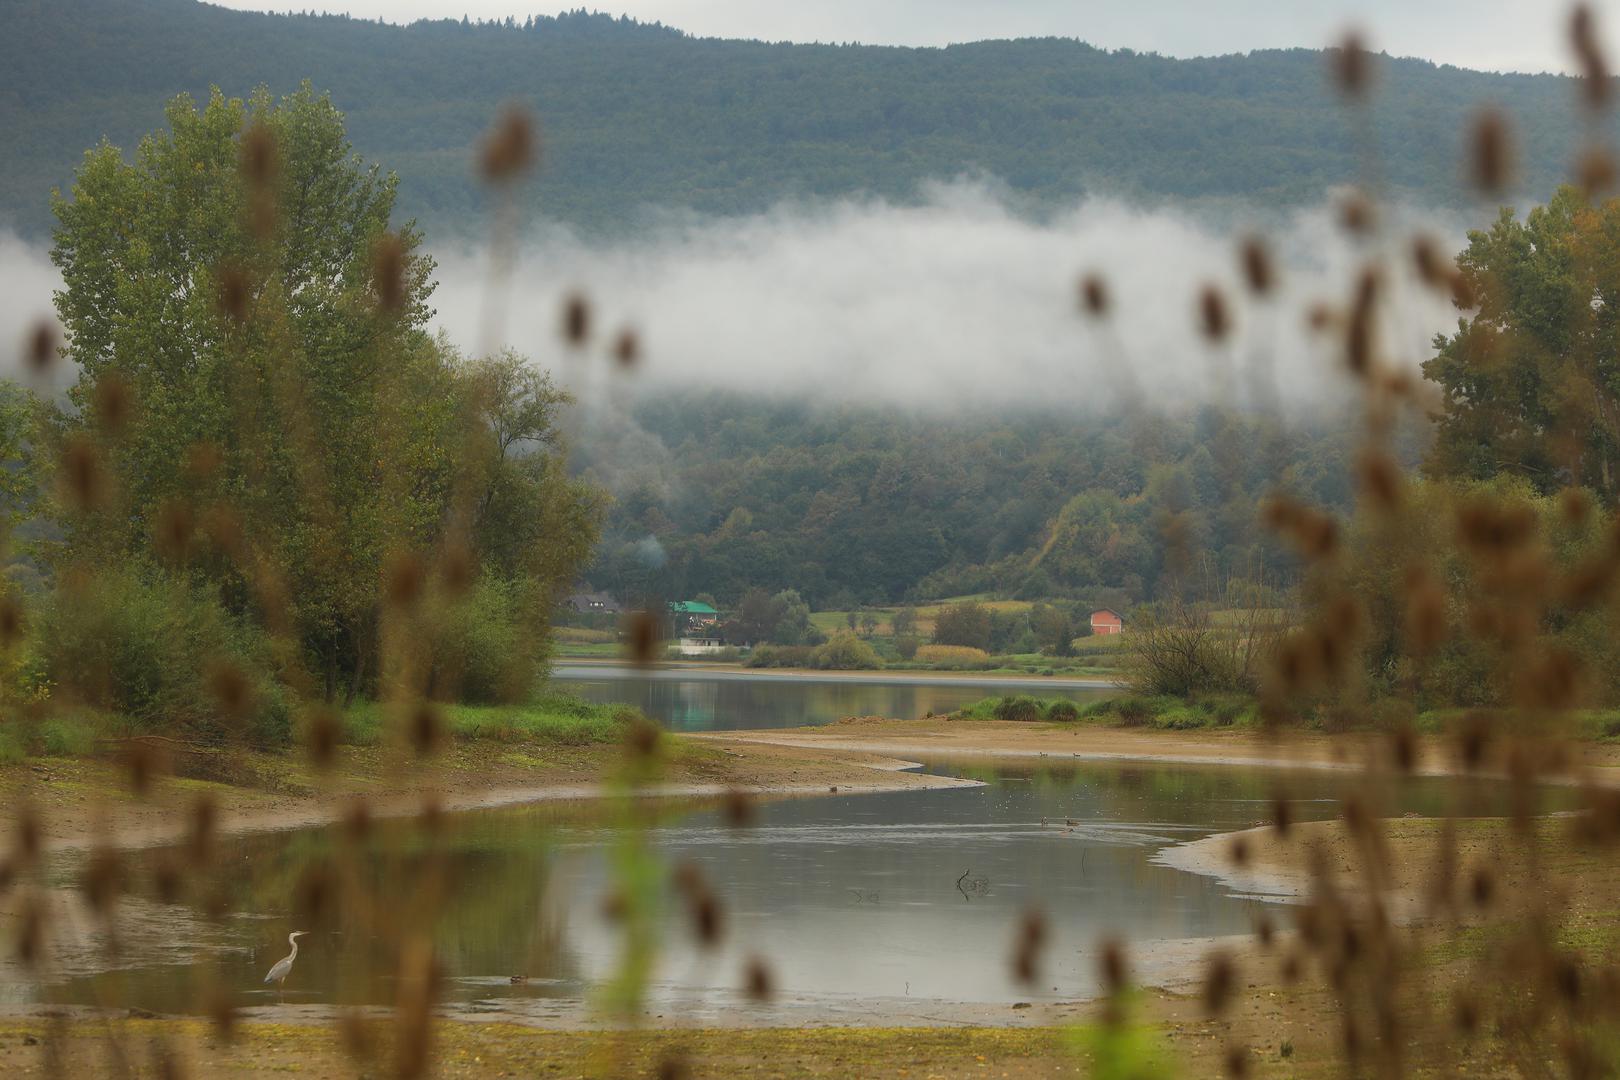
[{"xmin": 1089, "ymin": 608, "xmax": 1125, "ymax": 636}]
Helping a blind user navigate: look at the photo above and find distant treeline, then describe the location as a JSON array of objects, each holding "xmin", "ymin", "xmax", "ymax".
[
  {"xmin": 4, "ymin": 0, "xmax": 1614, "ymax": 237},
  {"xmin": 577, "ymin": 394, "xmax": 1425, "ymax": 609}
]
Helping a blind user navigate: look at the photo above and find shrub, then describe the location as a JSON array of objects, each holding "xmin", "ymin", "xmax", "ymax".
[
  {"xmin": 1046, "ymin": 701, "xmax": 1080, "ymax": 723},
  {"xmin": 810, "ymin": 634, "xmax": 882, "ymax": 670},
  {"xmin": 916, "ymin": 644, "xmax": 992, "ymax": 669},
  {"xmin": 932, "ymin": 602, "xmax": 992, "ymax": 651},
  {"xmin": 432, "ymin": 574, "xmax": 540, "ymax": 705},
  {"xmin": 32, "ymin": 567, "xmax": 290, "ymax": 745},
  {"xmin": 746, "ymin": 644, "xmax": 815, "ymax": 668},
  {"xmin": 991, "ymin": 695, "xmax": 1044, "ymax": 723},
  {"xmin": 895, "ymin": 635, "xmax": 920, "ymax": 660}
]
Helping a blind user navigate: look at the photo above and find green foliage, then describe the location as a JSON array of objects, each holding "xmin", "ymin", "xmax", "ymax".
[
  {"xmin": 933, "ymin": 602, "xmax": 992, "ymax": 651},
  {"xmin": 744, "ymin": 645, "xmax": 815, "ymax": 669},
  {"xmin": 990, "ymin": 695, "xmax": 1044, "ymax": 723},
  {"xmin": 809, "ymin": 634, "xmax": 882, "ymax": 671},
  {"xmin": 894, "ymin": 634, "xmax": 920, "ymax": 660},
  {"xmin": 43, "ymin": 87, "xmax": 599, "ymax": 715},
  {"xmin": 586, "ymin": 393, "xmax": 1393, "ymax": 611},
  {"xmin": 30, "ymin": 568, "xmax": 289, "ymax": 745},
  {"xmin": 1425, "ymin": 188, "xmax": 1620, "ymax": 502},
  {"xmin": 340, "ymin": 695, "xmax": 633, "ymax": 747},
  {"xmin": 429, "ymin": 574, "xmax": 539, "ymax": 705},
  {"xmin": 4, "ymin": 3, "xmax": 1612, "ymax": 238}
]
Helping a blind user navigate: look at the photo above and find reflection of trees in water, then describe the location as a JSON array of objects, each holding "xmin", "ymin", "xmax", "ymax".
[{"xmin": 562, "ymin": 674, "xmax": 1101, "ymax": 731}]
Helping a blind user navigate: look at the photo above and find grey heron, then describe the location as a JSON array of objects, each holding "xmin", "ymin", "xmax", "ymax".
[{"xmin": 263, "ymin": 931, "xmax": 309, "ymax": 999}]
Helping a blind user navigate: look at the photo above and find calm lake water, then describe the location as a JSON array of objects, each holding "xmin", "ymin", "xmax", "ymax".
[
  {"xmin": 22, "ymin": 759, "xmax": 1561, "ymax": 1018},
  {"xmin": 550, "ymin": 664, "xmax": 1115, "ymax": 731}
]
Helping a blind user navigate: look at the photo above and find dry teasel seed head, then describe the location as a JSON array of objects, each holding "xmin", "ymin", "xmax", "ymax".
[
  {"xmin": 204, "ymin": 983, "xmax": 237, "ymax": 1040},
  {"xmin": 216, "ymin": 262, "xmax": 251, "ymax": 323},
  {"xmin": 1470, "ymin": 109, "xmax": 1513, "ymax": 195},
  {"xmin": 60, "ymin": 435, "xmax": 104, "ymax": 511},
  {"xmin": 384, "ymin": 550, "xmax": 425, "ymax": 609},
  {"xmin": 295, "ymin": 862, "xmax": 334, "ymax": 925},
  {"xmin": 611, "ymin": 327, "xmax": 641, "ymax": 370},
  {"xmin": 13, "ymin": 807, "xmax": 41, "ymax": 869},
  {"xmin": 1202, "ymin": 949, "xmax": 1236, "ymax": 1016},
  {"xmin": 153, "ymin": 498, "xmax": 195, "ymax": 564},
  {"xmin": 1338, "ymin": 190, "xmax": 1377, "ymax": 236},
  {"xmin": 188, "ymin": 793, "xmax": 218, "ymax": 866},
  {"xmin": 1239, "ymin": 235, "xmax": 1275, "ymax": 296},
  {"xmin": 409, "ymin": 703, "xmax": 444, "ymax": 757},
  {"xmin": 183, "ymin": 440, "xmax": 224, "ymax": 480},
  {"xmin": 1345, "ymin": 266, "xmax": 1379, "ymax": 376},
  {"xmin": 122, "ymin": 737, "xmax": 166, "ymax": 796},
  {"xmin": 1572, "ymin": 4, "xmax": 1611, "ymax": 109},
  {"xmin": 1354, "ymin": 449, "xmax": 1402, "ymax": 511},
  {"xmin": 13, "ymin": 892, "xmax": 43, "ymax": 969},
  {"xmin": 206, "ymin": 660, "xmax": 252, "ymax": 722},
  {"xmin": 1099, "ymin": 937, "xmax": 1128, "ymax": 993},
  {"xmin": 417, "ymin": 794, "xmax": 445, "ymax": 836},
  {"xmin": 623, "ymin": 609, "xmax": 662, "ymax": 667},
  {"xmin": 306, "ymin": 706, "xmax": 340, "ymax": 769},
  {"xmin": 371, "ymin": 232, "xmax": 407, "ymax": 313},
  {"xmin": 1331, "ymin": 29, "xmax": 1373, "ymax": 97},
  {"xmin": 1469, "ymin": 865, "xmax": 1495, "ymax": 908},
  {"xmin": 561, "ymin": 292, "xmax": 591, "ymax": 347},
  {"xmin": 721, "ymin": 787, "xmax": 756, "ymax": 827},
  {"xmin": 151, "ymin": 853, "xmax": 183, "ymax": 905},
  {"xmin": 1223, "ymin": 1042, "xmax": 1250, "ymax": 1078},
  {"xmin": 92, "ymin": 372, "xmax": 134, "ymax": 435},
  {"xmin": 338, "ymin": 1008, "xmax": 375, "ymax": 1063},
  {"xmin": 1228, "ymin": 834, "xmax": 1251, "ymax": 868},
  {"xmin": 656, "ymin": 1052, "xmax": 692, "ymax": 1080},
  {"xmin": 25, "ymin": 319, "xmax": 59, "ymax": 375},
  {"xmin": 342, "ymin": 798, "xmax": 373, "ymax": 845},
  {"xmin": 479, "ymin": 105, "xmax": 538, "ymax": 183},
  {"xmin": 1198, "ymin": 284, "xmax": 1231, "ymax": 343},
  {"xmin": 0, "ymin": 595, "xmax": 24, "ymax": 650},
  {"xmin": 623, "ymin": 714, "xmax": 661, "ymax": 760},
  {"xmin": 438, "ymin": 536, "xmax": 475, "ymax": 597},
  {"xmin": 1254, "ymin": 912, "xmax": 1275, "ymax": 950},
  {"xmin": 1011, "ymin": 906, "xmax": 1049, "ymax": 985},
  {"xmin": 1078, "ymin": 273, "xmax": 1110, "ymax": 317},
  {"xmin": 1577, "ymin": 146, "xmax": 1617, "ymax": 198},
  {"xmin": 239, "ymin": 120, "xmax": 279, "ymax": 188},
  {"xmin": 1271, "ymin": 795, "xmax": 1292, "ymax": 837},
  {"xmin": 743, "ymin": 955, "xmax": 775, "ymax": 1001},
  {"xmin": 80, "ymin": 845, "xmax": 124, "ymax": 916},
  {"xmin": 1561, "ymin": 486, "xmax": 1594, "ymax": 526}
]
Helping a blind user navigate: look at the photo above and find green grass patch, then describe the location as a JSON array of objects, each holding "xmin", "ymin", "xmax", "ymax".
[
  {"xmin": 337, "ymin": 694, "xmax": 636, "ymax": 748},
  {"xmin": 1076, "ymin": 694, "xmax": 1260, "ymax": 730}
]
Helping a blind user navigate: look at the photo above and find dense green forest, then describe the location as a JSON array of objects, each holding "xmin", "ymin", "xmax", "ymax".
[
  {"xmin": 4, "ymin": 0, "xmax": 1615, "ymax": 238},
  {"xmin": 576, "ymin": 395, "xmax": 1421, "ymax": 609}
]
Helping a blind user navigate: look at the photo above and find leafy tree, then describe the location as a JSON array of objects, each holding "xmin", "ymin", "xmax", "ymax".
[
  {"xmin": 933, "ymin": 602, "xmax": 992, "ymax": 652},
  {"xmin": 46, "ymin": 86, "xmax": 597, "ymax": 707},
  {"xmin": 891, "ymin": 606, "xmax": 918, "ymax": 637},
  {"xmin": 1426, "ymin": 187, "xmax": 1620, "ymax": 502}
]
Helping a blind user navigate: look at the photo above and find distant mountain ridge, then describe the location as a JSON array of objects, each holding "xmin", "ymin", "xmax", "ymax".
[{"xmin": 3, "ymin": 0, "xmax": 1609, "ymax": 239}]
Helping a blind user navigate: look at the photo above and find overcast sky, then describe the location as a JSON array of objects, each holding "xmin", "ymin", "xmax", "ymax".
[{"xmin": 211, "ymin": 1, "xmax": 1602, "ymax": 74}]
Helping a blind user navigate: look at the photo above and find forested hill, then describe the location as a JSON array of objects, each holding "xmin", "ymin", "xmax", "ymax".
[
  {"xmin": 575, "ymin": 393, "xmax": 1416, "ymax": 611},
  {"xmin": 4, "ymin": 0, "xmax": 1609, "ymax": 239}
]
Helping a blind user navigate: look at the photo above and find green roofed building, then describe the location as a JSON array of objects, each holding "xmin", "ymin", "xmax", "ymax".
[{"xmin": 668, "ymin": 600, "xmax": 720, "ymax": 628}]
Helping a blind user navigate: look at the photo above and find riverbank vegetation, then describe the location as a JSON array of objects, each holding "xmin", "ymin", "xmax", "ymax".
[{"xmin": 0, "ymin": 87, "xmax": 601, "ymax": 764}]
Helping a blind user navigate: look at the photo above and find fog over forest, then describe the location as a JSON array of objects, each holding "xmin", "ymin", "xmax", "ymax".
[{"xmin": 6, "ymin": 182, "xmax": 1474, "ymax": 410}]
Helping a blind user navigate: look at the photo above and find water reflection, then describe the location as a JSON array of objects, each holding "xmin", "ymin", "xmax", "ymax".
[
  {"xmin": 551, "ymin": 666, "xmax": 1111, "ymax": 731},
  {"xmin": 21, "ymin": 760, "xmax": 1573, "ymax": 1018}
]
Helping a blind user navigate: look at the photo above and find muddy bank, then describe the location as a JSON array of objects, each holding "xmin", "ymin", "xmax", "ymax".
[{"xmin": 1, "ymin": 738, "xmax": 978, "ymax": 855}]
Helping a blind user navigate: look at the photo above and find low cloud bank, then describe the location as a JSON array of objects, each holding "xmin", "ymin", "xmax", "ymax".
[
  {"xmin": 430, "ymin": 183, "xmax": 1473, "ymax": 414},
  {"xmin": 4, "ymin": 184, "xmax": 1474, "ymax": 412}
]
